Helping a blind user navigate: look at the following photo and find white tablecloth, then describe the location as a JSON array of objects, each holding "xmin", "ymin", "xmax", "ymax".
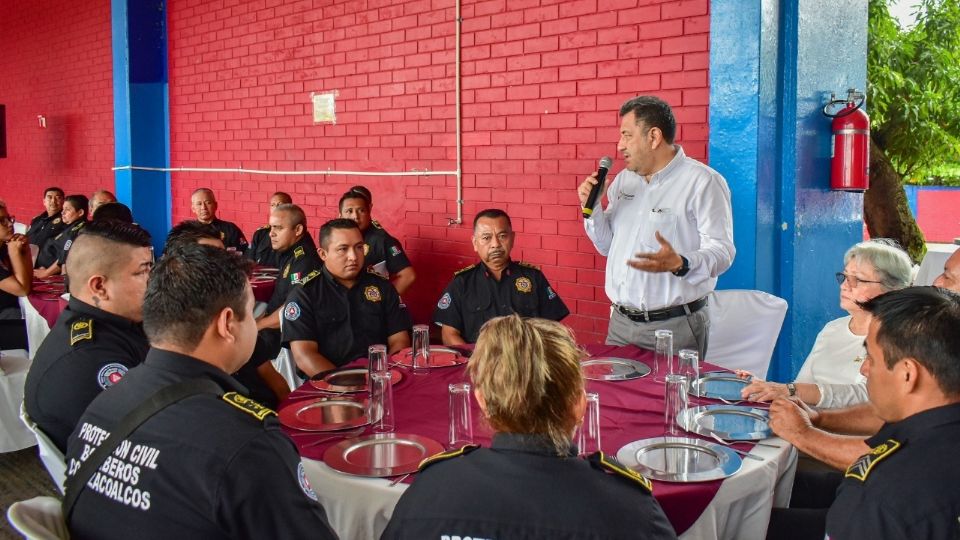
[
  {"xmin": 19, "ymin": 296, "xmax": 53, "ymax": 359},
  {"xmin": 1, "ymin": 350, "xmax": 37, "ymax": 452},
  {"xmin": 915, "ymin": 244, "xmax": 957, "ymax": 286},
  {"xmin": 302, "ymin": 439, "xmax": 796, "ymax": 540}
]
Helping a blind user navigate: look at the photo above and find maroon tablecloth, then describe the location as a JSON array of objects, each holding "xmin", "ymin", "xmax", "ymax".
[
  {"xmin": 28, "ymin": 278, "xmax": 68, "ymax": 328},
  {"xmin": 251, "ymin": 277, "xmax": 276, "ymax": 303},
  {"xmin": 281, "ymin": 344, "xmax": 756, "ymax": 535}
]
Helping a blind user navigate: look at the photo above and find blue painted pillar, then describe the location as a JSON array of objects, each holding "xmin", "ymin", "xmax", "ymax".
[
  {"xmin": 710, "ymin": 0, "xmax": 867, "ymax": 381},
  {"xmin": 112, "ymin": 0, "xmax": 171, "ymax": 252}
]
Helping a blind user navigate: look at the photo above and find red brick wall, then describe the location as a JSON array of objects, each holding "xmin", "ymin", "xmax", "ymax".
[
  {"xmin": 0, "ymin": 0, "xmax": 115, "ymax": 223},
  {"xmin": 167, "ymin": 0, "xmax": 711, "ymax": 341}
]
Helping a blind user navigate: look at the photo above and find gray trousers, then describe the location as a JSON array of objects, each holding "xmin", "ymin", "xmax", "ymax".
[{"xmin": 605, "ymin": 303, "xmax": 710, "ymax": 360}]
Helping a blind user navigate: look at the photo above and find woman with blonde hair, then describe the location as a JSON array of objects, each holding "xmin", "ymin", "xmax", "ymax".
[{"xmin": 381, "ymin": 315, "xmax": 676, "ymax": 539}]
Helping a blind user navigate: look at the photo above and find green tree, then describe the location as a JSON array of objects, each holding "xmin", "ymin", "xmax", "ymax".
[{"xmin": 866, "ymin": 0, "xmax": 960, "ymax": 261}]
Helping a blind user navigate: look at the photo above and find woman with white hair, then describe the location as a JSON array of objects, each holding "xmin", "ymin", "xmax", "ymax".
[{"xmin": 741, "ymin": 239, "xmax": 913, "ymax": 407}]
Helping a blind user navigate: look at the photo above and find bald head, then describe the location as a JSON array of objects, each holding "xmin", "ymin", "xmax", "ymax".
[
  {"xmin": 90, "ymin": 190, "xmax": 117, "ymax": 215},
  {"xmin": 933, "ymin": 250, "xmax": 960, "ymax": 292}
]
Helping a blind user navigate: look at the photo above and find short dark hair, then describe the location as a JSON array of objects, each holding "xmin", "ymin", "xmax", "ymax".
[
  {"xmin": 272, "ymin": 191, "xmax": 293, "ymax": 204},
  {"xmin": 143, "ymin": 243, "xmax": 253, "ymax": 350},
  {"xmin": 318, "ymin": 218, "xmax": 360, "ymax": 249},
  {"xmin": 861, "ymin": 287, "xmax": 960, "ymax": 396},
  {"xmin": 348, "ymin": 185, "xmax": 372, "ymax": 204},
  {"xmin": 619, "ymin": 95, "xmax": 677, "ymax": 144},
  {"xmin": 338, "ymin": 188, "xmax": 371, "ymax": 212},
  {"xmin": 274, "ymin": 203, "xmax": 306, "ymax": 231},
  {"xmin": 164, "ymin": 220, "xmax": 221, "ymax": 253},
  {"xmin": 44, "ymin": 187, "xmax": 64, "ymax": 198},
  {"xmin": 79, "ymin": 220, "xmax": 152, "ymax": 247},
  {"xmin": 473, "ymin": 208, "xmax": 512, "ymax": 232},
  {"xmin": 70, "ymin": 221, "xmax": 153, "ymax": 288},
  {"xmin": 64, "ymin": 195, "xmax": 90, "ymax": 218},
  {"xmin": 91, "ymin": 202, "xmax": 134, "ymax": 223}
]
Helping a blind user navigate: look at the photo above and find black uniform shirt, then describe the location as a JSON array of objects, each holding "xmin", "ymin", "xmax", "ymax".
[
  {"xmin": 0, "ymin": 245, "xmax": 21, "ymax": 314},
  {"xmin": 63, "ymin": 348, "xmax": 336, "ymax": 540},
  {"xmin": 208, "ymin": 218, "xmax": 248, "ymax": 252},
  {"xmin": 268, "ymin": 233, "xmax": 321, "ymax": 313},
  {"xmin": 27, "ymin": 211, "xmax": 66, "ymax": 265},
  {"xmin": 23, "ymin": 297, "xmax": 149, "ymax": 452},
  {"xmin": 433, "ymin": 260, "xmax": 570, "ymax": 343},
  {"xmin": 363, "ymin": 223, "xmax": 411, "ymax": 278},
  {"xmin": 381, "ymin": 433, "xmax": 677, "ymax": 540},
  {"xmin": 53, "ymin": 219, "xmax": 87, "ymax": 266},
  {"xmin": 281, "ymin": 267, "xmax": 412, "ymax": 367},
  {"xmin": 246, "ymin": 225, "xmax": 282, "ymax": 268},
  {"xmin": 825, "ymin": 402, "xmax": 960, "ymax": 540}
]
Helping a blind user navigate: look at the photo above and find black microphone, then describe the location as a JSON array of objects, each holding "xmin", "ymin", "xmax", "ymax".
[{"xmin": 582, "ymin": 156, "xmax": 613, "ymax": 218}]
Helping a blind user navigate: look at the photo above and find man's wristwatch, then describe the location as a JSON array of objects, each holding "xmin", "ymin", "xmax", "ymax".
[
  {"xmin": 671, "ymin": 255, "xmax": 690, "ymax": 277},
  {"xmin": 786, "ymin": 383, "xmax": 797, "ymax": 397}
]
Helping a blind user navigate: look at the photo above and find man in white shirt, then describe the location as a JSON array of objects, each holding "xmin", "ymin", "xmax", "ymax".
[{"xmin": 578, "ymin": 96, "xmax": 735, "ymax": 356}]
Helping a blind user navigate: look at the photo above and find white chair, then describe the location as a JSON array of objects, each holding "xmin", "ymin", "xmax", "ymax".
[
  {"xmin": 706, "ymin": 289, "xmax": 788, "ymax": 380},
  {"xmin": 29, "ymin": 244, "xmax": 39, "ymax": 266},
  {"xmin": 273, "ymin": 309, "xmax": 304, "ymax": 390},
  {"xmin": 6, "ymin": 496, "xmax": 68, "ymax": 540},
  {"xmin": 1, "ymin": 350, "xmax": 36, "ymax": 453},
  {"xmin": 14, "ymin": 221, "xmax": 28, "ymax": 235},
  {"xmin": 19, "ymin": 403, "xmax": 67, "ymax": 493}
]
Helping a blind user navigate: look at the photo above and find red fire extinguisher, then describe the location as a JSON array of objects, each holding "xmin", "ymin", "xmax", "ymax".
[{"xmin": 823, "ymin": 88, "xmax": 870, "ymax": 191}]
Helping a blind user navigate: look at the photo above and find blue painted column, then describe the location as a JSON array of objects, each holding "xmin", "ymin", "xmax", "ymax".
[
  {"xmin": 112, "ymin": 0, "xmax": 171, "ymax": 252},
  {"xmin": 710, "ymin": 0, "xmax": 867, "ymax": 381}
]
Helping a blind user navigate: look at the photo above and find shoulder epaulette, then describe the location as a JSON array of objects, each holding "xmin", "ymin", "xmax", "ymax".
[
  {"xmin": 588, "ymin": 451, "xmax": 653, "ymax": 493},
  {"xmin": 69, "ymin": 318, "xmax": 95, "ymax": 346},
  {"xmin": 222, "ymin": 392, "xmax": 276, "ymax": 421},
  {"xmin": 293, "ymin": 245, "xmax": 305, "ymax": 259},
  {"xmin": 258, "ymin": 224, "xmax": 270, "ymax": 230},
  {"xmin": 518, "ymin": 261, "xmax": 541, "ymax": 271},
  {"xmin": 298, "ymin": 269, "xmax": 322, "ymax": 285},
  {"xmin": 419, "ymin": 444, "xmax": 479, "ymax": 471},
  {"xmin": 454, "ymin": 263, "xmax": 478, "ymax": 276},
  {"xmin": 371, "ymin": 219, "xmax": 383, "ymax": 230},
  {"xmin": 845, "ymin": 439, "xmax": 901, "ymax": 482}
]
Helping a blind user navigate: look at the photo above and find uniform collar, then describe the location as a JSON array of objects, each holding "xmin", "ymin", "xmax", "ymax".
[
  {"xmin": 647, "ymin": 145, "xmax": 686, "ymax": 185},
  {"xmin": 491, "ymin": 432, "xmax": 575, "ymax": 457},
  {"xmin": 142, "ymin": 347, "xmax": 246, "ymax": 392},
  {"xmin": 68, "ymin": 297, "xmax": 142, "ymax": 332},
  {"xmin": 868, "ymin": 402, "xmax": 960, "ymax": 447},
  {"xmin": 283, "ymin": 233, "xmax": 316, "ymax": 255},
  {"xmin": 34, "ymin": 211, "xmax": 58, "ymax": 223},
  {"xmin": 480, "ymin": 259, "xmax": 516, "ymax": 279}
]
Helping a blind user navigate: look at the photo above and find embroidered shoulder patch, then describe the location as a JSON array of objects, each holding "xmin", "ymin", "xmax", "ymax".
[
  {"xmin": 454, "ymin": 263, "xmax": 477, "ymax": 276},
  {"xmin": 364, "ymin": 285, "xmax": 382, "ymax": 302},
  {"xmin": 294, "ymin": 246, "xmax": 305, "ymax": 259},
  {"xmin": 437, "ymin": 292, "xmax": 452, "ymax": 310},
  {"xmin": 70, "ymin": 319, "xmax": 94, "ymax": 346},
  {"xmin": 53, "ymin": 217, "xmax": 62, "ymax": 225},
  {"xmin": 284, "ymin": 302, "xmax": 302, "ymax": 321},
  {"xmin": 546, "ymin": 286, "xmax": 557, "ymax": 299},
  {"xmin": 515, "ymin": 276, "xmax": 532, "ymax": 293},
  {"xmin": 96, "ymin": 363, "xmax": 128, "ymax": 389},
  {"xmin": 222, "ymin": 392, "xmax": 276, "ymax": 421},
  {"xmin": 64, "ymin": 239, "xmax": 73, "ymax": 252},
  {"xmin": 588, "ymin": 451, "xmax": 653, "ymax": 493},
  {"xmin": 282, "ymin": 262, "xmax": 291, "ymax": 279},
  {"xmin": 389, "ymin": 245, "xmax": 401, "ymax": 257},
  {"xmin": 299, "ymin": 269, "xmax": 322, "ymax": 285},
  {"xmin": 845, "ymin": 439, "xmax": 901, "ymax": 482},
  {"xmin": 419, "ymin": 444, "xmax": 479, "ymax": 471},
  {"xmin": 297, "ymin": 462, "xmax": 319, "ymax": 501}
]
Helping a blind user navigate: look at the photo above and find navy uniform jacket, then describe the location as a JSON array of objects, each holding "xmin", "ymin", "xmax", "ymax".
[
  {"xmin": 363, "ymin": 223, "xmax": 411, "ymax": 278},
  {"xmin": 52, "ymin": 219, "xmax": 87, "ymax": 266},
  {"xmin": 63, "ymin": 348, "xmax": 337, "ymax": 540},
  {"xmin": 381, "ymin": 433, "xmax": 677, "ymax": 540},
  {"xmin": 825, "ymin": 402, "xmax": 960, "ymax": 540},
  {"xmin": 27, "ymin": 211, "xmax": 66, "ymax": 266},
  {"xmin": 23, "ymin": 297, "xmax": 149, "ymax": 452},
  {"xmin": 208, "ymin": 218, "xmax": 248, "ymax": 252},
  {"xmin": 246, "ymin": 225, "xmax": 281, "ymax": 268},
  {"xmin": 433, "ymin": 260, "xmax": 570, "ymax": 343},
  {"xmin": 281, "ymin": 267, "xmax": 411, "ymax": 367}
]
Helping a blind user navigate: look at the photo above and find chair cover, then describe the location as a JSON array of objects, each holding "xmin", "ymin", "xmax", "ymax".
[
  {"xmin": 6, "ymin": 496, "xmax": 69, "ymax": 540},
  {"xmin": 19, "ymin": 403, "xmax": 66, "ymax": 493},
  {"xmin": 1, "ymin": 351, "xmax": 36, "ymax": 452},
  {"xmin": 706, "ymin": 290, "xmax": 788, "ymax": 380}
]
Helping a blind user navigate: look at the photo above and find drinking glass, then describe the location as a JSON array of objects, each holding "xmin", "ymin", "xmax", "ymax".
[
  {"xmin": 664, "ymin": 374, "xmax": 689, "ymax": 435},
  {"xmin": 369, "ymin": 371, "xmax": 395, "ymax": 433},
  {"xmin": 448, "ymin": 383, "xmax": 474, "ymax": 448},
  {"xmin": 412, "ymin": 324, "xmax": 431, "ymax": 375},
  {"xmin": 576, "ymin": 392, "xmax": 601, "ymax": 455},
  {"xmin": 367, "ymin": 344, "xmax": 387, "ymax": 391},
  {"xmin": 677, "ymin": 349, "xmax": 700, "ymax": 391},
  {"xmin": 653, "ymin": 329, "xmax": 674, "ymax": 382}
]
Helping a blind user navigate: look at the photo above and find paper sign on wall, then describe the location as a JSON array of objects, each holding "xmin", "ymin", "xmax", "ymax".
[{"xmin": 311, "ymin": 92, "xmax": 336, "ymax": 124}]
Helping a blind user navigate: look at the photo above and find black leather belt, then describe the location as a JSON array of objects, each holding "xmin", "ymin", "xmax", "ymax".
[{"xmin": 616, "ymin": 297, "xmax": 708, "ymax": 323}]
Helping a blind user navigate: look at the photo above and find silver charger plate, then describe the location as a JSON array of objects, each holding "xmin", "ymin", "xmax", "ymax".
[
  {"xmin": 309, "ymin": 368, "xmax": 403, "ymax": 394},
  {"xmin": 616, "ymin": 436, "xmax": 742, "ymax": 482},
  {"xmin": 278, "ymin": 397, "xmax": 369, "ymax": 432},
  {"xmin": 678, "ymin": 404, "xmax": 772, "ymax": 441},
  {"xmin": 392, "ymin": 346, "xmax": 467, "ymax": 368},
  {"xmin": 323, "ymin": 433, "xmax": 445, "ymax": 478},
  {"xmin": 581, "ymin": 357, "xmax": 651, "ymax": 381},
  {"xmin": 689, "ymin": 371, "xmax": 750, "ymax": 401}
]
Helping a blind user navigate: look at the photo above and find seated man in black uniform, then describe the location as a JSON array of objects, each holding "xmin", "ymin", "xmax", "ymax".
[
  {"xmin": 338, "ymin": 187, "xmax": 416, "ymax": 295},
  {"xmin": 282, "ymin": 218, "xmax": 411, "ymax": 376},
  {"xmin": 434, "ymin": 208, "xmax": 569, "ymax": 345},
  {"xmin": 24, "ymin": 221, "xmax": 154, "ymax": 452},
  {"xmin": 35, "ymin": 194, "xmax": 89, "ymax": 278},
  {"xmin": 383, "ymin": 314, "xmax": 677, "ymax": 539},
  {"xmin": 246, "ymin": 191, "xmax": 292, "ymax": 268},
  {"xmin": 190, "ymin": 187, "xmax": 248, "ymax": 252},
  {"xmin": 63, "ymin": 243, "xmax": 336, "ymax": 540},
  {"xmin": 27, "ymin": 186, "xmax": 66, "ymax": 266}
]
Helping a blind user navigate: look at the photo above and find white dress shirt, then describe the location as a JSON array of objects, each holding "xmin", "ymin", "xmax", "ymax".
[
  {"xmin": 793, "ymin": 315, "xmax": 869, "ymax": 408},
  {"xmin": 584, "ymin": 146, "xmax": 735, "ymax": 311}
]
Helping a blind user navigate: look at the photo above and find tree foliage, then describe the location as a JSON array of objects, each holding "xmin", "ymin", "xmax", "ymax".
[{"xmin": 868, "ymin": 0, "xmax": 960, "ymax": 180}]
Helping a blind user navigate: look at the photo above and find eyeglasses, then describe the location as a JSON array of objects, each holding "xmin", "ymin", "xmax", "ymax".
[
  {"xmin": 0, "ymin": 216, "xmax": 14, "ymax": 226},
  {"xmin": 835, "ymin": 272, "xmax": 883, "ymax": 288}
]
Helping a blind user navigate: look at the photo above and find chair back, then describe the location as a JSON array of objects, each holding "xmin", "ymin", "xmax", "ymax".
[
  {"xmin": 273, "ymin": 309, "xmax": 304, "ymax": 390},
  {"xmin": 706, "ymin": 289, "xmax": 788, "ymax": 380},
  {"xmin": 6, "ymin": 496, "xmax": 69, "ymax": 540},
  {"xmin": 29, "ymin": 244, "xmax": 39, "ymax": 266},
  {"xmin": 19, "ymin": 403, "xmax": 66, "ymax": 493}
]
